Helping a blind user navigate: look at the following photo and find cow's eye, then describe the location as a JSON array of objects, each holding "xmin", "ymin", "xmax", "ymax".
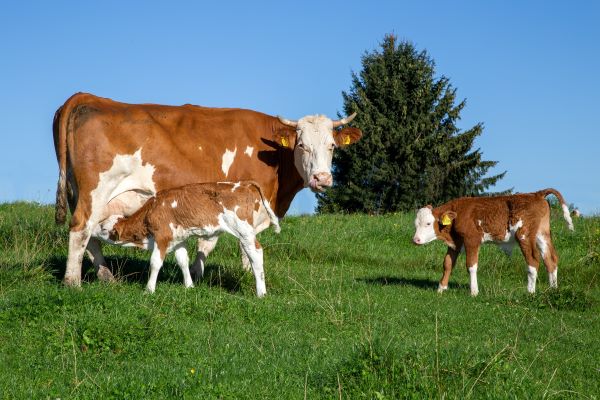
[
  {"xmin": 427, "ymin": 222, "xmax": 432, "ymax": 226},
  {"xmin": 298, "ymin": 143, "xmax": 310, "ymax": 152}
]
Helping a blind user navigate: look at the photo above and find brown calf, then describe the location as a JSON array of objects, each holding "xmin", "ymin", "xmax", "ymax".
[
  {"xmin": 97, "ymin": 181, "xmax": 280, "ymax": 296},
  {"xmin": 413, "ymin": 189, "xmax": 574, "ymax": 295}
]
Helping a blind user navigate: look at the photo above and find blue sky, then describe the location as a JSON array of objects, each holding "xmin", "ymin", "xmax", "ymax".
[{"xmin": 1, "ymin": 1, "xmax": 598, "ymax": 215}]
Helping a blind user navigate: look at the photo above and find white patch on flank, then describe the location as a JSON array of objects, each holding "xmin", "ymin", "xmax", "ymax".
[
  {"xmin": 527, "ymin": 266, "xmax": 537, "ymax": 293},
  {"xmin": 87, "ymin": 148, "xmax": 156, "ymax": 234},
  {"xmin": 171, "ymin": 200, "xmax": 177, "ymax": 208},
  {"xmin": 231, "ymin": 182, "xmax": 241, "ymax": 192},
  {"xmin": 198, "ymin": 145, "xmax": 203, "ymax": 151},
  {"xmin": 221, "ymin": 147, "xmax": 237, "ymax": 177},
  {"xmin": 244, "ymin": 146, "xmax": 254, "ymax": 157},
  {"xmin": 468, "ymin": 264, "xmax": 479, "ymax": 296}
]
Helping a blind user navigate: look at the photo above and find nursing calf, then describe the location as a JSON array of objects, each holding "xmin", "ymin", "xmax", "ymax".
[
  {"xmin": 97, "ymin": 181, "xmax": 280, "ymax": 296},
  {"xmin": 413, "ymin": 189, "xmax": 574, "ymax": 295}
]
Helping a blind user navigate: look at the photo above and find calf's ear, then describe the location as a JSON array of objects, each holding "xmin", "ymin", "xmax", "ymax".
[
  {"xmin": 440, "ymin": 211, "xmax": 457, "ymax": 226},
  {"xmin": 334, "ymin": 127, "xmax": 362, "ymax": 147}
]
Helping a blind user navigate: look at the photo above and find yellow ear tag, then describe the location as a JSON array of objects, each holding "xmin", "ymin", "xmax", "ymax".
[
  {"xmin": 343, "ymin": 135, "xmax": 351, "ymax": 145},
  {"xmin": 281, "ymin": 136, "xmax": 289, "ymax": 148},
  {"xmin": 441, "ymin": 215, "xmax": 452, "ymax": 226}
]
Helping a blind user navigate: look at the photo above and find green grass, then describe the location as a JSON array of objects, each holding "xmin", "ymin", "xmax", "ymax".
[{"xmin": 0, "ymin": 202, "xmax": 599, "ymax": 399}]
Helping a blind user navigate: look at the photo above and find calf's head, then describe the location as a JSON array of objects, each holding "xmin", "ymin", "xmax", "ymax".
[
  {"xmin": 276, "ymin": 113, "xmax": 362, "ymax": 192},
  {"xmin": 413, "ymin": 206, "xmax": 456, "ymax": 245}
]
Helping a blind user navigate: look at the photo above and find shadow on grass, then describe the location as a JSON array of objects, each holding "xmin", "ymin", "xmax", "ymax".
[
  {"xmin": 358, "ymin": 276, "xmax": 462, "ymax": 291},
  {"xmin": 45, "ymin": 255, "xmax": 244, "ymax": 293}
]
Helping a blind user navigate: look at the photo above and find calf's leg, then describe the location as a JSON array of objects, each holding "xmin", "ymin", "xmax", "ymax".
[
  {"xmin": 464, "ymin": 241, "xmax": 481, "ymax": 296},
  {"xmin": 439, "ymin": 244, "xmax": 461, "ymax": 293},
  {"xmin": 174, "ymin": 245, "xmax": 194, "ymax": 289},
  {"xmin": 240, "ymin": 237, "xmax": 266, "ymax": 298},
  {"xmin": 536, "ymin": 232, "xmax": 559, "ymax": 288},
  {"xmin": 147, "ymin": 243, "xmax": 167, "ymax": 293},
  {"xmin": 517, "ymin": 233, "xmax": 541, "ymax": 293}
]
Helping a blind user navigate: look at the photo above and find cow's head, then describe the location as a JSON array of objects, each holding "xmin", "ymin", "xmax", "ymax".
[
  {"xmin": 276, "ymin": 113, "xmax": 362, "ymax": 192},
  {"xmin": 413, "ymin": 205, "xmax": 456, "ymax": 245}
]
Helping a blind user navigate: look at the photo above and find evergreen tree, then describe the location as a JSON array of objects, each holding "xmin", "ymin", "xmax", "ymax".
[{"xmin": 318, "ymin": 34, "xmax": 508, "ymax": 213}]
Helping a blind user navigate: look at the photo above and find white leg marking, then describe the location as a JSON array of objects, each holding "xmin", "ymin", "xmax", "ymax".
[
  {"xmin": 468, "ymin": 264, "xmax": 479, "ymax": 296},
  {"xmin": 221, "ymin": 147, "xmax": 237, "ymax": 177},
  {"xmin": 147, "ymin": 245, "xmax": 163, "ymax": 293},
  {"xmin": 239, "ymin": 241, "xmax": 251, "ymax": 271},
  {"xmin": 65, "ymin": 229, "xmax": 92, "ymax": 286},
  {"xmin": 437, "ymin": 284, "xmax": 448, "ymax": 293},
  {"xmin": 174, "ymin": 246, "xmax": 194, "ymax": 288},
  {"xmin": 549, "ymin": 267, "xmax": 558, "ymax": 288},
  {"xmin": 527, "ymin": 266, "xmax": 538, "ymax": 293},
  {"xmin": 536, "ymin": 233, "xmax": 548, "ymax": 258}
]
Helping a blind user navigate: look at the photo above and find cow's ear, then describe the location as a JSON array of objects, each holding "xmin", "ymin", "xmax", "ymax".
[
  {"xmin": 440, "ymin": 211, "xmax": 457, "ymax": 226},
  {"xmin": 334, "ymin": 127, "xmax": 362, "ymax": 147},
  {"xmin": 274, "ymin": 128, "xmax": 297, "ymax": 149}
]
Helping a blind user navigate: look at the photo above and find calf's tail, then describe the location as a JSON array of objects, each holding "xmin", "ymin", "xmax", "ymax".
[{"xmin": 537, "ymin": 188, "xmax": 574, "ymax": 231}]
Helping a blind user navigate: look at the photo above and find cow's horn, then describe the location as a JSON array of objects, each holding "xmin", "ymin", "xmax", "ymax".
[
  {"xmin": 332, "ymin": 112, "xmax": 357, "ymax": 128},
  {"xmin": 278, "ymin": 116, "xmax": 298, "ymax": 127}
]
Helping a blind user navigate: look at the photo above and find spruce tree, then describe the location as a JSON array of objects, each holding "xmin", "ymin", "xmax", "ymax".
[{"xmin": 318, "ymin": 34, "xmax": 507, "ymax": 213}]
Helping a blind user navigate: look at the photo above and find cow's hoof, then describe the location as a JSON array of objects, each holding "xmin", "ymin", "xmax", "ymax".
[
  {"xmin": 97, "ymin": 266, "xmax": 116, "ymax": 283},
  {"xmin": 63, "ymin": 276, "xmax": 82, "ymax": 287}
]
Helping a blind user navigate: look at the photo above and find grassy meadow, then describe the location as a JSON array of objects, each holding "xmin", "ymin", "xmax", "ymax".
[{"xmin": 0, "ymin": 202, "xmax": 599, "ymax": 399}]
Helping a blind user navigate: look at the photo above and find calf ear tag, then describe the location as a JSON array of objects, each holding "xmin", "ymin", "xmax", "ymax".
[
  {"xmin": 441, "ymin": 215, "xmax": 452, "ymax": 226},
  {"xmin": 343, "ymin": 135, "xmax": 351, "ymax": 145},
  {"xmin": 281, "ymin": 136, "xmax": 289, "ymax": 148}
]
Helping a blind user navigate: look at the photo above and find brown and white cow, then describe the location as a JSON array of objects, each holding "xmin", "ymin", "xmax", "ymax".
[
  {"xmin": 97, "ymin": 181, "xmax": 279, "ymax": 296},
  {"xmin": 413, "ymin": 189, "xmax": 574, "ymax": 295},
  {"xmin": 53, "ymin": 93, "xmax": 362, "ymax": 286}
]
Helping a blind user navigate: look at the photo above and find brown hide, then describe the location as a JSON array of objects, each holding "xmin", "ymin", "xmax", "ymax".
[{"xmin": 54, "ymin": 93, "xmax": 308, "ymax": 230}]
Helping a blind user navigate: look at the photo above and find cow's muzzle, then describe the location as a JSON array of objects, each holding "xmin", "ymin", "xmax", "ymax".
[{"xmin": 309, "ymin": 172, "xmax": 333, "ymax": 192}]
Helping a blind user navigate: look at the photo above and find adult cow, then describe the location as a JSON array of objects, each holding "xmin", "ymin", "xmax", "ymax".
[{"xmin": 54, "ymin": 92, "xmax": 362, "ymax": 286}]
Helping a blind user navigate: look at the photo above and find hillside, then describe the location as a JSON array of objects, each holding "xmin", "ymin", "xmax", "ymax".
[{"xmin": 0, "ymin": 202, "xmax": 598, "ymax": 398}]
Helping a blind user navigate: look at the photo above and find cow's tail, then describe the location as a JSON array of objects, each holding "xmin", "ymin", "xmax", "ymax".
[
  {"xmin": 53, "ymin": 104, "xmax": 69, "ymax": 225},
  {"xmin": 537, "ymin": 188, "xmax": 574, "ymax": 231},
  {"xmin": 249, "ymin": 182, "xmax": 281, "ymax": 233}
]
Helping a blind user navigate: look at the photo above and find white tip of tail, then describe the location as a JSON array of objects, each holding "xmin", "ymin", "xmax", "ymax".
[{"xmin": 562, "ymin": 204, "xmax": 574, "ymax": 231}]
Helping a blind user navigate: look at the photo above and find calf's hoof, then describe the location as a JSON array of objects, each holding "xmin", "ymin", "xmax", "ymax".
[{"xmin": 437, "ymin": 284, "xmax": 448, "ymax": 293}]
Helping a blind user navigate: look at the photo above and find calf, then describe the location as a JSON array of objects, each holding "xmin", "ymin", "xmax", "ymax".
[
  {"xmin": 97, "ymin": 181, "xmax": 280, "ymax": 296},
  {"xmin": 413, "ymin": 188, "xmax": 574, "ymax": 295}
]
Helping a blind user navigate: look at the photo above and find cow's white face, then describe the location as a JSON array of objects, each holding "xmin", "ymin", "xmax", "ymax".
[
  {"xmin": 413, "ymin": 206, "xmax": 438, "ymax": 245},
  {"xmin": 294, "ymin": 115, "xmax": 336, "ymax": 192},
  {"xmin": 277, "ymin": 113, "xmax": 361, "ymax": 193}
]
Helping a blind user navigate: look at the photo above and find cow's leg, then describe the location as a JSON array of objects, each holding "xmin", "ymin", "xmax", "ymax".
[
  {"xmin": 439, "ymin": 243, "xmax": 462, "ymax": 293},
  {"xmin": 86, "ymin": 238, "xmax": 115, "ymax": 282},
  {"xmin": 147, "ymin": 242, "xmax": 167, "ymax": 293},
  {"xmin": 517, "ymin": 231, "xmax": 541, "ymax": 294},
  {"xmin": 464, "ymin": 241, "xmax": 481, "ymax": 296},
  {"xmin": 239, "ymin": 241, "xmax": 251, "ymax": 271},
  {"xmin": 174, "ymin": 245, "xmax": 194, "ymax": 289},
  {"xmin": 64, "ymin": 228, "xmax": 92, "ymax": 286},
  {"xmin": 190, "ymin": 237, "xmax": 219, "ymax": 281},
  {"xmin": 240, "ymin": 237, "xmax": 266, "ymax": 298},
  {"xmin": 537, "ymin": 231, "xmax": 559, "ymax": 289}
]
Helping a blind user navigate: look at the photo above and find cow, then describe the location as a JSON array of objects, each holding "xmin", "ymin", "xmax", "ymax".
[
  {"xmin": 412, "ymin": 189, "xmax": 574, "ymax": 296},
  {"xmin": 96, "ymin": 181, "xmax": 280, "ymax": 296},
  {"xmin": 54, "ymin": 92, "xmax": 362, "ymax": 286}
]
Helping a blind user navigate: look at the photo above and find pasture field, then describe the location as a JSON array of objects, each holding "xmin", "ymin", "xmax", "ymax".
[{"xmin": 0, "ymin": 202, "xmax": 599, "ymax": 399}]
